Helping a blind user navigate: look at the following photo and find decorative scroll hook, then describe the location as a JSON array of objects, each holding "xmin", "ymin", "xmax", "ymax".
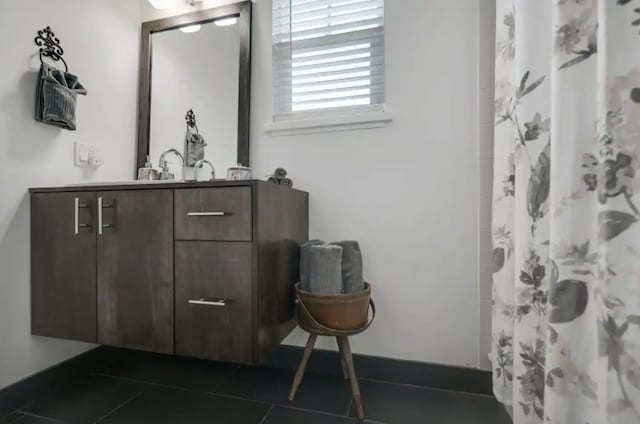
[
  {"xmin": 35, "ymin": 26, "xmax": 68, "ymax": 71},
  {"xmin": 185, "ymin": 109, "xmax": 198, "ymax": 131}
]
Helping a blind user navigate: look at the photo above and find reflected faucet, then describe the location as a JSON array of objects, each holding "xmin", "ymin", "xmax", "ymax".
[
  {"xmin": 158, "ymin": 148, "xmax": 185, "ymax": 181},
  {"xmin": 193, "ymin": 159, "xmax": 216, "ymax": 181}
]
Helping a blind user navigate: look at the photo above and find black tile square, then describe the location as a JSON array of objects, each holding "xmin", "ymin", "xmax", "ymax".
[
  {"xmin": 349, "ymin": 380, "xmax": 511, "ymax": 424},
  {"xmin": 214, "ymin": 366, "xmax": 352, "ymax": 415},
  {"xmin": 20, "ymin": 374, "xmax": 143, "ymax": 424},
  {"xmin": 96, "ymin": 350, "xmax": 238, "ymax": 392},
  {"xmin": 263, "ymin": 406, "xmax": 362, "ymax": 424},
  {"xmin": 0, "ymin": 348, "xmax": 133, "ymax": 420},
  {"xmin": 98, "ymin": 386, "xmax": 270, "ymax": 424}
]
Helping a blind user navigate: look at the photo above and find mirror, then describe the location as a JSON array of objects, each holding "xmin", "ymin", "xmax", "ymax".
[{"xmin": 137, "ymin": 2, "xmax": 251, "ymax": 180}]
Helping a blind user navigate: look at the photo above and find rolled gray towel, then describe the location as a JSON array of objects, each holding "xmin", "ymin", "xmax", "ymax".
[
  {"xmin": 280, "ymin": 178, "xmax": 293, "ymax": 188},
  {"xmin": 299, "ymin": 239, "xmax": 325, "ymax": 291},
  {"xmin": 274, "ymin": 168, "xmax": 287, "ymax": 179},
  {"xmin": 266, "ymin": 175, "xmax": 279, "ymax": 184},
  {"xmin": 309, "ymin": 245, "xmax": 343, "ymax": 295},
  {"xmin": 331, "ymin": 240, "xmax": 364, "ymax": 293}
]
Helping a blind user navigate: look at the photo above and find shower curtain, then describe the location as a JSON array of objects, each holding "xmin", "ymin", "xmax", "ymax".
[{"xmin": 491, "ymin": 1, "xmax": 640, "ymax": 423}]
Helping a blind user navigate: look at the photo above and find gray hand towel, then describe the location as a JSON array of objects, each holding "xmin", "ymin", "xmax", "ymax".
[
  {"xmin": 299, "ymin": 239, "xmax": 325, "ymax": 292},
  {"xmin": 274, "ymin": 168, "xmax": 287, "ymax": 179},
  {"xmin": 280, "ymin": 178, "xmax": 293, "ymax": 188},
  {"xmin": 332, "ymin": 241, "xmax": 364, "ymax": 293},
  {"xmin": 309, "ymin": 245, "xmax": 343, "ymax": 295},
  {"xmin": 35, "ymin": 62, "xmax": 87, "ymax": 131},
  {"xmin": 185, "ymin": 126, "xmax": 207, "ymax": 166}
]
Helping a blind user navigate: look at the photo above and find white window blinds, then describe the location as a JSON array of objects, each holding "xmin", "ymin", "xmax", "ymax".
[{"xmin": 272, "ymin": 0, "xmax": 385, "ymax": 115}]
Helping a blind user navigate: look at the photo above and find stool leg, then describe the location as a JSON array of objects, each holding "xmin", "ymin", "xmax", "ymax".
[
  {"xmin": 288, "ymin": 333, "xmax": 317, "ymax": 401},
  {"xmin": 336, "ymin": 337, "xmax": 348, "ymax": 380},
  {"xmin": 338, "ymin": 337, "xmax": 364, "ymax": 419}
]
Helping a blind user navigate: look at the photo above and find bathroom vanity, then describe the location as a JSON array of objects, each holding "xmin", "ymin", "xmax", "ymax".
[{"xmin": 29, "ymin": 180, "xmax": 308, "ymax": 365}]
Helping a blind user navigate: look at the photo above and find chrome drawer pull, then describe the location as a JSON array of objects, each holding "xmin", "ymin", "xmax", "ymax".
[
  {"xmin": 188, "ymin": 298, "xmax": 227, "ymax": 307},
  {"xmin": 187, "ymin": 212, "xmax": 226, "ymax": 217}
]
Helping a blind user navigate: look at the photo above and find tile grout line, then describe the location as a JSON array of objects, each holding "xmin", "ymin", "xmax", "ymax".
[
  {"xmin": 92, "ymin": 373, "xmax": 269, "ymax": 409},
  {"xmin": 95, "ymin": 370, "xmax": 492, "ymax": 418},
  {"xmin": 257, "ymin": 404, "xmax": 274, "ymax": 424},
  {"xmin": 92, "ymin": 391, "xmax": 143, "ymax": 424},
  {"xmin": 274, "ymin": 404, "xmax": 390, "ymax": 424},
  {"xmin": 91, "ymin": 373, "xmax": 272, "ymax": 409},
  {"xmin": 275, "ymin": 404, "xmax": 358, "ymax": 421},
  {"xmin": 91, "ymin": 373, "xmax": 208, "ymax": 394},
  {"xmin": 14, "ymin": 411, "xmax": 69, "ymax": 424},
  {"xmin": 357, "ymin": 376, "xmax": 496, "ymax": 399}
]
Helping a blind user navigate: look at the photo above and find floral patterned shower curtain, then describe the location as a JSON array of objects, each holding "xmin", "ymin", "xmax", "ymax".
[{"xmin": 491, "ymin": 1, "xmax": 640, "ymax": 423}]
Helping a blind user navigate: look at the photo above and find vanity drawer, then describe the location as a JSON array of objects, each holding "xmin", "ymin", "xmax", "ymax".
[
  {"xmin": 175, "ymin": 242, "xmax": 254, "ymax": 363},
  {"xmin": 175, "ymin": 187, "xmax": 252, "ymax": 241}
]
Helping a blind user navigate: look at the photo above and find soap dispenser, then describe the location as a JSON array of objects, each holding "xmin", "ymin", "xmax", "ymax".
[{"xmin": 137, "ymin": 155, "xmax": 159, "ymax": 181}]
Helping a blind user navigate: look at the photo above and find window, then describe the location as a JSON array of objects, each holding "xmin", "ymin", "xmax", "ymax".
[{"xmin": 272, "ymin": 0, "xmax": 385, "ymax": 117}]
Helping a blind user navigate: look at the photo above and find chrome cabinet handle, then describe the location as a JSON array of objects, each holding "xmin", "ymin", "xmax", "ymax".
[
  {"xmin": 98, "ymin": 197, "xmax": 115, "ymax": 235},
  {"xmin": 74, "ymin": 197, "xmax": 91, "ymax": 235},
  {"xmin": 187, "ymin": 212, "xmax": 226, "ymax": 217},
  {"xmin": 188, "ymin": 298, "xmax": 228, "ymax": 307},
  {"xmin": 98, "ymin": 197, "xmax": 103, "ymax": 235}
]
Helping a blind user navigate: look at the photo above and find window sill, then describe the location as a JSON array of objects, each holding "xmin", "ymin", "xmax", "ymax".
[{"xmin": 264, "ymin": 109, "xmax": 392, "ymax": 136}]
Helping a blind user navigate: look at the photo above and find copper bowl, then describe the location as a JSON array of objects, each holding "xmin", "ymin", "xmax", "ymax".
[{"xmin": 295, "ymin": 283, "xmax": 372, "ymax": 334}]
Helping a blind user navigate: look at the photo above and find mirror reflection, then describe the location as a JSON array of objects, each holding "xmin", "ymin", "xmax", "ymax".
[{"xmin": 149, "ymin": 17, "xmax": 240, "ymax": 180}]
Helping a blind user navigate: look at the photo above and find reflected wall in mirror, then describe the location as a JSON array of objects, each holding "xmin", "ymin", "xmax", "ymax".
[
  {"xmin": 150, "ymin": 19, "xmax": 239, "ymax": 179},
  {"xmin": 137, "ymin": 2, "xmax": 251, "ymax": 180}
]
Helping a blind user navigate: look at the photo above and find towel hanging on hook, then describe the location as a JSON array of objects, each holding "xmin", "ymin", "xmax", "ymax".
[
  {"xmin": 34, "ymin": 26, "xmax": 87, "ymax": 130},
  {"xmin": 184, "ymin": 109, "xmax": 207, "ymax": 166}
]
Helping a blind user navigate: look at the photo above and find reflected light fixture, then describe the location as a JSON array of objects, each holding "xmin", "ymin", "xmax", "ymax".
[
  {"xmin": 179, "ymin": 24, "xmax": 202, "ymax": 33},
  {"xmin": 147, "ymin": 0, "xmax": 175, "ymax": 9},
  {"xmin": 215, "ymin": 17, "xmax": 238, "ymax": 26}
]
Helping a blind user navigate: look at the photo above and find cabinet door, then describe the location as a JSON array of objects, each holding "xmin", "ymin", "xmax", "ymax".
[
  {"xmin": 175, "ymin": 242, "xmax": 254, "ymax": 363},
  {"xmin": 97, "ymin": 190, "xmax": 174, "ymax": 354},
  {"xmin": 31, "ymin": 192, "xmax": 96, "ymax": 342}
]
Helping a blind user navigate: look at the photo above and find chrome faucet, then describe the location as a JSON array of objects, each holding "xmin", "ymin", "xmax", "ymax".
[
  {"xmin": 192, "ymin": 159, "xmax": 216, "ymax": 181},
  {"xmin": 158, "ymin": 148, "xmax": 184, "ymax": 180}
]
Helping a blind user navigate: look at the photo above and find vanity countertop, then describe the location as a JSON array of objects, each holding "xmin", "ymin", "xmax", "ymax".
[{"xmin": 29, "ymin": 179, "xmax": 304, "ymax": 194}]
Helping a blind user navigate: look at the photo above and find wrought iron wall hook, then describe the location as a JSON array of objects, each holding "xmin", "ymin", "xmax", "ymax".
[
  {"xmin": 35, "ymin": 26, "xmax": 68, "ymax": 72},
  {"xmin": 185, "ymin": 109, "xmax": 199, "ymax": 133}
]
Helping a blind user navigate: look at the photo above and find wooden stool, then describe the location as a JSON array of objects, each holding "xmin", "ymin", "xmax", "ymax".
[{"xmin": 288, "ymin": 295, "xmax": 376, "ymax": 420}]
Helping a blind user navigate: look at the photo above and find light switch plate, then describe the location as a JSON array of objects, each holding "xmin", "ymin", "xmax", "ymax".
[
  {"xmin": 74, "ymin": 142, "xmax": 89, "ymax": 167},
  {"xmin": 75, "ymin": 142, "xmax": 103, "ymax": 168}
]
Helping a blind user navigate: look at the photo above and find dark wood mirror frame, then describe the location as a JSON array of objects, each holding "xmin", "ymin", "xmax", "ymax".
[{"xmin": 136, "ymin": 1, "xmax": 252, "ymax": 174}]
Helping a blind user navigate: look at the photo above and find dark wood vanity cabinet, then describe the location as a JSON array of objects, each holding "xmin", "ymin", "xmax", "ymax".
[{"xmin": 30, "ymin": 181, "xmax": 308, "ymax": 365}]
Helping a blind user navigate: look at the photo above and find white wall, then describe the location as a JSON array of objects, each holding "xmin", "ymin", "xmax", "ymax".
[
  {"xmin": 0, "ymin": 0, "xmax": 141, "ymax": 389},
  {"xmin": 477, "ymin": 0, "xmax": 497, "ymax": 371},
  {"xmin": 250, "ymin": 0, "xmax": 481, "ymax": 367},
  {"xmin": 150, "ymin": 22, "xmax": 240, "ymax": 177}
]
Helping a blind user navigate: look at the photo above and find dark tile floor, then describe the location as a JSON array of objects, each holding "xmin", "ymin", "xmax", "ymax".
[{"xmin": 1, "ymin": 351, "xmax": 511, "ymax": 424}]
